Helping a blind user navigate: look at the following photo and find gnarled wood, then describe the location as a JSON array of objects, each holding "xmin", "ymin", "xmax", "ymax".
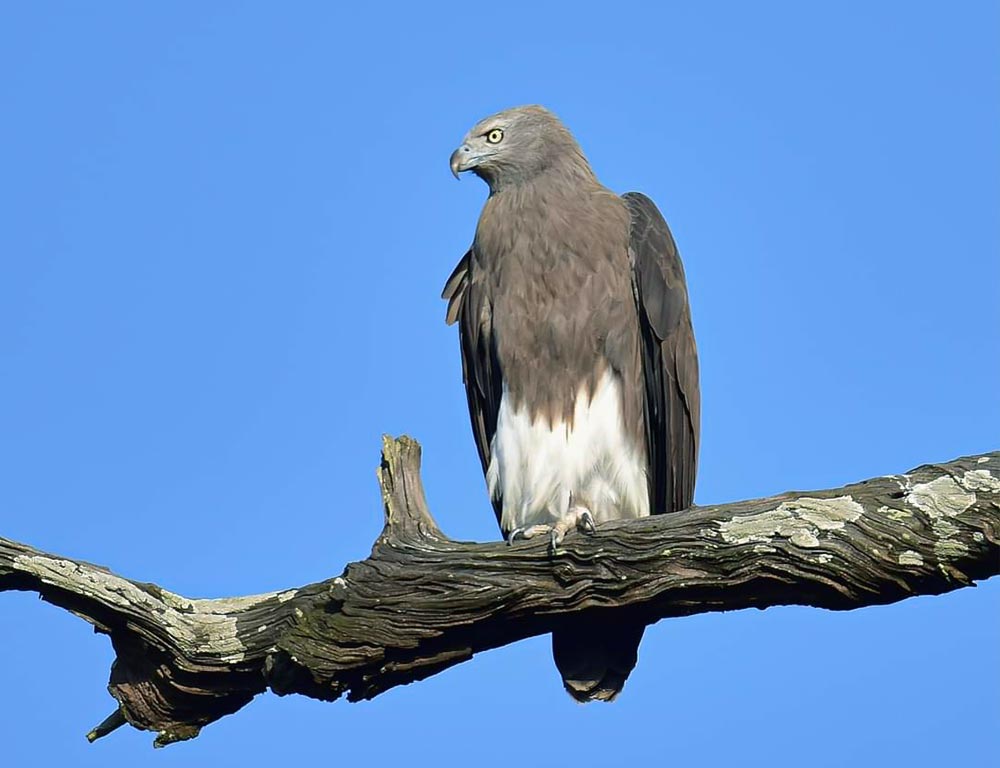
[{"xmin": 1, "ymin": 435, "xmax": 998, "ymax": 747}]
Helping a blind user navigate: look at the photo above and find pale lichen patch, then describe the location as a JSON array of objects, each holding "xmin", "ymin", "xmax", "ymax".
[
  {"xmin": 17, "ymin": 554, "xmax": 174, "ymax": 616},
  {"xmin": 789, "ymin": 531, "xmax": 819, "ymax": 548},
  {"xmin": 719, "ymin": 508, "xmax": 796, "ymax": 544},
  {"xmin": 886, "ymin": 474, "xmax": 912, "ymax": 493},
  {"xmin": 752, "ymin": 544, "xmax": 777, "ymax": 554},
  {"xmin": 933, "ymin": 516, "xmax": 970, "ymax": 561},
  {"xmin": 880, "ymin": 505, "xmax": 913, "ymax": 521},
  {"xmin": 935, "ymin": 539, "xmax": 970, "ymax": 560},
  {"xmin": 795, "ymin": 496, "xmax": 865, "ymax": 526},
  {"xmin": 197, "ymin": 614, "xmax": 246, "ymax": 662},
  {"xmin": 960, "ymin": 469, "xmax": 1000, "ymax": 494},
  {"xmin": 901, "ymin": 476, "xmax": 979, "ymax": 562},
  {"xmin": 13, "ymin": 554, "xmax": 252, "ymax": 662},
  {"xmin": 718, "ymin": 496, "xmax": 862, "ymax": 547},
  {"xmin": 977, "ymin": 457, "xmax": 990, "ymax": 464},
  {"xmin": 159, "ymin": 591, "xmax": 194, "ymax": 612},
  {"xmin": 934, "ymin": 518, "xmax": 960, "ymax": 539},
  {"xmin": 926, "ymin": 513, "xmax": 971, "ymax": 561},
  {"xmin": 191, "ymin": 592, "xmax": 282, "ymax": 613},
  {"xmin": 799, "ymin": 512, "xmax": 844, "ymax": 531},
  {"xmin": 815, "ymin": 553, "xmax": 833, "ymax": 564},
  {"xmin": 898, "ymin": 550, "xmax": 923, "ymax": 566},
  {"xmin": 907, "ymin": 476, "xmax": 975, "ymax": 519}
]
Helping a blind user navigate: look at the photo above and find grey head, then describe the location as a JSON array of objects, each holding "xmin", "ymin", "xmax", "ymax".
[{"xmin": 449, "ymin": 105, "xmax": 595, "ymax": 193}]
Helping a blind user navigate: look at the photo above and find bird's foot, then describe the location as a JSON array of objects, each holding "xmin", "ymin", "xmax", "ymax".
[
  {"xmin": 506, "ymin": 507, "xmax": 596, "ymax": 553},
  {"xmin": 570, "ymin": 505, "xmax": 597, "ymax": 536}
]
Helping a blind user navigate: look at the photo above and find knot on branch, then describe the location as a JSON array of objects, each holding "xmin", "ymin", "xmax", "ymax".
[{"xmin": 376, "ymin": 435, "xmax": 446, "ymax": 545}]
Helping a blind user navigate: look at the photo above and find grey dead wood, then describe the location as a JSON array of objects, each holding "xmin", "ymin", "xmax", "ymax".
[{"xmin": 1, "ymin": 436, "xmax": 997, "ymax": 747}]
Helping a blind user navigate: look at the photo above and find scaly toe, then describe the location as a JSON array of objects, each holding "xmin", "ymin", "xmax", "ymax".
[
  {"xmin": 548, "ymin": 528, "xmax": 564, "ymax": 554},
  {"xmin": 508, "ymin": 524, "xmax": 555, "ymax": 544}
]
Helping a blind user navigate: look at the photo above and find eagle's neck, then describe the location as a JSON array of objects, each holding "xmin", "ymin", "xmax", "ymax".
[
  {"xmin": 479, "ymin": 171, "xmax": 613, "ymax": 248},
  {"xmin": 484, "ymin": 150, "xmax": 600, "ymax": 196}
]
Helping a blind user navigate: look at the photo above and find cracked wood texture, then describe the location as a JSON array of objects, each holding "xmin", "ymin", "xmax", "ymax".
[{"xmin": 1, "ymin": 436, "xmax": 998, "ymax": 747}]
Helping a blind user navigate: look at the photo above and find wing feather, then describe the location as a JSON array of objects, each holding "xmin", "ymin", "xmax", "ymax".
[
  {"xmin": 623, "ymin": 192, "xmax": 700, "ymax": 514},
  {"xmin": 442, "ymin": 250, "xmax": 504, "ymax": 523}
]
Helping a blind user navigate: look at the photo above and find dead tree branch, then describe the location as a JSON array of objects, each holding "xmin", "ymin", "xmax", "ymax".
[{"xmin": 2, "ymin": 436, "xmax": 997, "ymax": 747}]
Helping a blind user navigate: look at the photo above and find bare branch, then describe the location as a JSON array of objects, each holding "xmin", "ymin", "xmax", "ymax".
[{"xmin": 2, "ymin": 437, "xmax": 997, "ymax": 747}]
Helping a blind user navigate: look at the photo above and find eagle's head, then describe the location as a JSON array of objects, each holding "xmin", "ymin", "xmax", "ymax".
[{"xmin": 450, "ymin": 105, "xmax": 592, "ymax": 192}]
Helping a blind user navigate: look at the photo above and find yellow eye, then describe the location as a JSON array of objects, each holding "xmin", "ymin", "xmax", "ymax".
[{"xmin": 486, "ymin": 128, "xmax": 504, "ymax": 144}]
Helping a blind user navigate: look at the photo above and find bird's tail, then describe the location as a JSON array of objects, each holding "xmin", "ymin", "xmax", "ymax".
[{"xmin": 551, "ymin": 618, "xmax": 645, "ymax": 702}]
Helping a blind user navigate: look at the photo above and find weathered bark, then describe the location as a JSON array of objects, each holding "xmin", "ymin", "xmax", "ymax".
[{"xmin": 1, "ymin": 436, "xmax": 997, "ymax": 747}]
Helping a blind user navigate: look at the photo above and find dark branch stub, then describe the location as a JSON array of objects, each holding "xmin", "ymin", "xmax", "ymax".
[
  {"xmin": 86, "ymin": 708, "xmax": 127, "ymax": 743},
  {"xmin": 376, "ymin": 435, "xmax": 443, "ymax": 544},
  {"xmin": 0, "ymin": 437, "xmax": 997, "ymax": 747}
]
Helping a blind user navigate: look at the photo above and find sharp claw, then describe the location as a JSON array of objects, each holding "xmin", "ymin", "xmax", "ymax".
[{"xmin": 507, "ymin": 518, "xmax": 584, "ymax": 550}]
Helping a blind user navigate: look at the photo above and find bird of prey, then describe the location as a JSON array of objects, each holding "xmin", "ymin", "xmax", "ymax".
[{"xmin": 443, "ymin": 105, "xmax": 699, "ymax": 702}]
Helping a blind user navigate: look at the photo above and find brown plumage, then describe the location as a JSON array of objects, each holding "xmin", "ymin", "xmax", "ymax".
[{"xmin": 443, "ymin": 105, "xmax": 699, "ymax": 701}]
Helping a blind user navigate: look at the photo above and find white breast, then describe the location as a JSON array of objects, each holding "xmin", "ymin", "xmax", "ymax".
[{"xmin": 486, "ymin": 370, "xmax": 649, "ymax": 534}]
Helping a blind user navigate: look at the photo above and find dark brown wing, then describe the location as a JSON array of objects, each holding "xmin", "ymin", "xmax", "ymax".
[
  {"xmin": 623, "ymin": 192, "xmax": 700, "ymax": 514},
  {"xmin": 442, "ymin": 250, "xmax": 504, "ymax": 523}
]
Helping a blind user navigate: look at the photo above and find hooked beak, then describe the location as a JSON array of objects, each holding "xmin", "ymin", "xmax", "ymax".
[{"xmin": 450, "ymin": 145, "xmax": 475, "ymax": 179}]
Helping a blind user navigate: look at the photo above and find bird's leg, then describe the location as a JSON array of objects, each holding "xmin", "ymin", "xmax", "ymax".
[
  {"xmin": 506, "ymin": 498, "xmax": 597, "ymax": 553},
  {"xmin": 545, "ymin": 505, "xmax": 597, "ymax": 552}
]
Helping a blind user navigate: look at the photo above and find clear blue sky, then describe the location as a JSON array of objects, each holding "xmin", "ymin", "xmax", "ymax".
[{"xmin": 1, "ymin": 2, "xmax": 997, "ymax": 766}]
